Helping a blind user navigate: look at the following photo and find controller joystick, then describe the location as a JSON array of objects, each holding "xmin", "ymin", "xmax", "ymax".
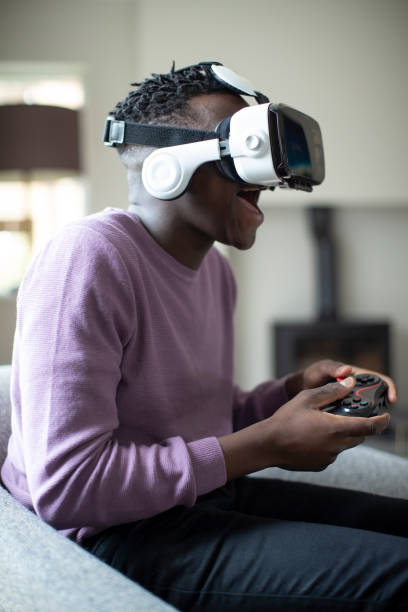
[{"xmin": 324, "ymin": 373, "xmax": 389, "ymax": 417}]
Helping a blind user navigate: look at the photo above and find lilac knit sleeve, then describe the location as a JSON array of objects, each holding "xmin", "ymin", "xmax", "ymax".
[
  {"xmin": 14, "ymin": 225, "xmax": 226, "ymax": 538},
  {"xmin": 232, "ymin": 378, "xmax": 289, "ymax": 431}
]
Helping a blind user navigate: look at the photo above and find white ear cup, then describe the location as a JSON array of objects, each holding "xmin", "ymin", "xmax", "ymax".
[
  {"xmin": 142, "ymin": 152, "xmax": 183, "ymax": 199},
  {"xmin": 142, "ymin": 140, "xmax": 222, "ymax": 200}
]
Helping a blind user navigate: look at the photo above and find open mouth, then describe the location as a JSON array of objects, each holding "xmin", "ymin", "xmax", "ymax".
[{"xmin": 237, "ymin": 188, "xmax": 262, "ymax": 210}]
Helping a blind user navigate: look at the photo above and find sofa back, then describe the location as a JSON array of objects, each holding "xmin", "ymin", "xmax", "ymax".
[{"xmin": 0, "ymin": 365, "xmax": 11, "ymax": 466}]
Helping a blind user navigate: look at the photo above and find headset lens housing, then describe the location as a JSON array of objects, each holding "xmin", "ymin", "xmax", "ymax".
[{"xmin": 268, "ymin": 104, "xmax": 325, "ymax": 191}]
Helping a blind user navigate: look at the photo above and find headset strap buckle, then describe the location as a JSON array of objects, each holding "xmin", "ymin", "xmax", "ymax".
[{"xmin": 103, "ymin": 117, "xmax": 125, "ymax": 147}]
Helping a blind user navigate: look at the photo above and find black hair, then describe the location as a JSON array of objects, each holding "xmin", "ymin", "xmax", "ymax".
[{"xmin": 112, "ymin": 62, "xmax": 233, "ymax": 126}]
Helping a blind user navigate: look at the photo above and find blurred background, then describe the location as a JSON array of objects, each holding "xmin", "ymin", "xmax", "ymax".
[{"xmin": 0, "ymin": 0, "xmax": 407, "ymax": 452}]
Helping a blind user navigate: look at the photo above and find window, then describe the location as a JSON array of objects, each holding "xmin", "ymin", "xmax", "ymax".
[{"xmin": 0, "ymin": 64, "xmax": 85, "ymax": 294}]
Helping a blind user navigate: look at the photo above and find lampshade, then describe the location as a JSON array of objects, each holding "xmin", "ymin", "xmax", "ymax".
[{"xmin": 0, "ymin": 104, "xmax": 81, "ymax": 173}]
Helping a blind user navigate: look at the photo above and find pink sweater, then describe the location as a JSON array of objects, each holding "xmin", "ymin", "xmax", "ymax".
[{"xmin": 1, "ymin": 208, "xmax": 287, "ymax": 542}]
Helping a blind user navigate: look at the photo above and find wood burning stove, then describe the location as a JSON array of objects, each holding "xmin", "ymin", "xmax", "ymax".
[
  {"xmin": 273, "ymin": 207, "xmax": 391, "ymax": 378},
  {"xmin": 274, "ymin": 320, "xmax": 391, "ymax": 378}
]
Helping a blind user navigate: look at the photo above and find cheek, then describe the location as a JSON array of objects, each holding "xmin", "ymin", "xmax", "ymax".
[
  {"xmin": 190, "ymin": 162, "xmax": 227, "ymax": 193},
  {"xmin": 188, "ymin": 164, "xmax": 261, "ymax": 249},
  {"xmin": 189, "ymin": 165, "xmax": 235, "ymax": 218}
]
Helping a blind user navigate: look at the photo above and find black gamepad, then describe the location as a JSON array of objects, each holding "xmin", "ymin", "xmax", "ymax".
[{"xmin": 323, "ymin": 373, "xmax": 389, "ymax": 417}]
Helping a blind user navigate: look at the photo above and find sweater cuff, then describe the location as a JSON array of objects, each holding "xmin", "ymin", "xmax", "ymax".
[{"xmin": 187, "ymin": 437, "xmax": 227, "ymax": 497}]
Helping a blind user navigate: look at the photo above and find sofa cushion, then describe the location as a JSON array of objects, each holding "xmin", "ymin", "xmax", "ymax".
[
  {"xmin": 0, "ymin": 485, "xmax": 177, "ymax": 611},
  {"xmin": 0, "ymin": 364, "xmax": 177, "ymax": 610}
]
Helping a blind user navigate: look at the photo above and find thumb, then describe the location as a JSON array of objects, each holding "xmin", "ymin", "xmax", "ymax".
[
  {"xmin": 309, "ymin": 376, "xmax": 355, "ymax": 410},
  {"xmin": 331, "ymin": 412, "xmax": 391, "ymax": 437}
]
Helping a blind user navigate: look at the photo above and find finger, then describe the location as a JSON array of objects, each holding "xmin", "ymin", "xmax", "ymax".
[
  {"xmin": 336, "ymin": 435, "xmax": 365, "ymax": 453},
  {"xmin": 349, "ymin": 366, "xmax": 397, "ymax": 404},
  {"xmin": 343, "ymin": 435, "xmax": 365, "ymax": 450},
  {"xmin": 330, "ymin": 436, "xmax": 365, "ymax": 455},
  {"xmin": 315, "ymin": 360, "xmax": 352, "ymax": 380},
  {"xmin": 307, "ymin": 377, "xmax": 355, "ymax": 410},
  {"xmin": 380, "ymin": 374, "xmax": 397, "ymax": 403},
  {"xmin": 333, "ymin": 362, "xmax": 353, "ymax": 379},
  {"xmin": 330, "ymin": 412, "xmax": 391, "ymax": 437}
]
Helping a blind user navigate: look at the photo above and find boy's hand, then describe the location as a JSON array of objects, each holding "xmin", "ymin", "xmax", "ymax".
[
  {"xmin": 218, "ymin": 376, "xmax": 390, "ymax": 479},
  {"xmin": 264, "ymin": 377, "xmax": 389, "ymax": 472},
  {"xmin": 286, "ymin": 359, "xmax": 397, "ymax": 404}
]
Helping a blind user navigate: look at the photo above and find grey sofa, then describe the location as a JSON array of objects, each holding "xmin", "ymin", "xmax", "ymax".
[
  {"xmin": 0, "ymin": 365, "xmax": 177, "ymax": 612},
  {"xmin": 1, "ymin": 364, "xmax": 407, "ymax": 611}
]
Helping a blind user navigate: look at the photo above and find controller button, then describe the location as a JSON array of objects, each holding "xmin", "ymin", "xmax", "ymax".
[
  {"xmin": 343, "ymin": 399, "xmax": 352, "ymax": 406},
  {"xmin": 360, "ymin": 400, "xmax": 369, "ymax": 406},
  {"xmin": 353, "ymin": 397, "xmax": 361, "ymax": 403}
]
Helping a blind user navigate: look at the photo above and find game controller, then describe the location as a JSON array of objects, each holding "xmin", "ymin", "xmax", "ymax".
[{"xmin": 323, "ymin": 373, "xmax": 389, "ymax": 417}]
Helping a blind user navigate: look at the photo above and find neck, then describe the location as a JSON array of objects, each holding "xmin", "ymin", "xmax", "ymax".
[{"xmin": 129, "ymin": 199, "xmax": 214, "ymax": 270}]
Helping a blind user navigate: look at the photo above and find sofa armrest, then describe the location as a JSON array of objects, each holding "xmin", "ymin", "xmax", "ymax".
[
  {"xmin": 0, "ymin": 486, "xmax": 178, "ymax": 612},
  {"xmin": 253, "ymin": 444, "xmax": 408, "ymax": 499}
]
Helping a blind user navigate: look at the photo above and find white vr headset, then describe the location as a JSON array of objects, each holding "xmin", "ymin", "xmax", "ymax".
[{"xmin": 103, "ymin": 62, "xmax": 325, "ymax": 200}]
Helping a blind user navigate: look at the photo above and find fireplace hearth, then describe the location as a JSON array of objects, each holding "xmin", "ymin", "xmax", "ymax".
[{"xmin": 273, "ymin": 207, "xmax": 391, "ymax": 378}]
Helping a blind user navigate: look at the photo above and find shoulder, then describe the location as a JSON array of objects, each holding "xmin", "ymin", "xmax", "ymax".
[
  {"xmin": 20, "ymin": 208, "xmax": 142, "ymax": 298},
  {"xmin": 65, "ymin": 207, "xmax": 143, "ymax": 252},
  {"xmin": 33, "ymin": 208, "xmax": 144, "ymax": 271}
]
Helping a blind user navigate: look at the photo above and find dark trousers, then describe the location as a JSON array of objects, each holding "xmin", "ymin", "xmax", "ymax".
[{"xmin": 82, "ymin": 477, "xmax": 408, "ymax": 611}]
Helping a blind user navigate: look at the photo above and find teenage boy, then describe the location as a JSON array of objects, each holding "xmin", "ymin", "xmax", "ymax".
[{"xmin": 2, "ymin": 63, "xmax": 407, "ymax": 611}]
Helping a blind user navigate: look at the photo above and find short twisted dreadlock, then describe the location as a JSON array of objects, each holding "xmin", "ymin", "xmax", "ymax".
[
  {"xmin": 112, "ymin": 62, "xmax": 232, "ymax": 127},
  {"xmin": 112, "ymin": 62, "xmax": 240, "ymax": 189}
]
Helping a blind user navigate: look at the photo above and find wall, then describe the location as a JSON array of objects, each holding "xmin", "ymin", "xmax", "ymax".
[
  {"xmin": 1, "ymin": 0, "xmax": 407, "ymax": 408},
  {"xmin": 133, "ymin": 0, "xmax": 408, "ymax": 402},
  {"xmin": 0, "ymin": 0, "xmax": 136, "ymax": 363},
  {"xmin": 1, "ymin": 0, "xmax": 406, "ymax": 210},
  {"xmin": 0, "ymin": 0, "xmax": 136, "ymax": 214},
  {"xmin": 134, "ymin": 0, "xmax": 408, "ymax": 207},
  {"xmin": 229, "ymin": 205, "xmax": 408, "ymax": 405}
]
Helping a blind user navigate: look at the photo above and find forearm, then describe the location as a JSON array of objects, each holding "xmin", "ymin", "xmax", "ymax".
[
  {"xmin": 218, "ymin": 422, "xmax": 271, "ymax": 480},
  {"xmin": 27, "ymin": 430, "xmax": 224, "ymax": 529},
  {"xmin": 224, "ymin": 377, "xmax": 297, "ymax": 479}
]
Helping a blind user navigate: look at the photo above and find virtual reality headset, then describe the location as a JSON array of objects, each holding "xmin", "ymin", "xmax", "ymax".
[{"xmin": 103, "ymin": 62, "xmax": 325, "ymax": 200}]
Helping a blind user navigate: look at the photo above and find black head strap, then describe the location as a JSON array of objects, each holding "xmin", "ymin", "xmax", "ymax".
[{"xmin": 104, "ymin": 117, "xmax": 217, "ymax": 147}]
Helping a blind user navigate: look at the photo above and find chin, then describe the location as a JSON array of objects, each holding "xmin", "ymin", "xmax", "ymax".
[{"xmin": 230, "ymin": 231, "xmax": 258, "ymax": 251}]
